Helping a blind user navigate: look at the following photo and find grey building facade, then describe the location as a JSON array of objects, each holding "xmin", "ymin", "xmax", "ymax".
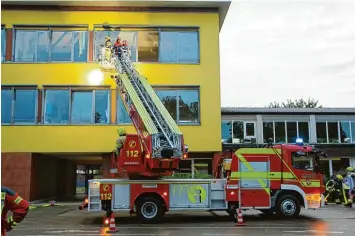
[{"xmin": 221, "ymin": 107, "xmax": 355, "ymax": 177}]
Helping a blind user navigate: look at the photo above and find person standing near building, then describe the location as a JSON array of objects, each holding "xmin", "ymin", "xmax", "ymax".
[
  {"xmin": 344, "ymin": 167, "xmax": 355, "ymax": 207},
  {"xmin": 1, "ymin": 186, "xmax": 30, "ymax": 235}
]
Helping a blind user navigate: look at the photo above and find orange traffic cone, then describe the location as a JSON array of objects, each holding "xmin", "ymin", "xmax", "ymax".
[
  {"xmin": 106, "ymin": 212, "xmax": 119, "ymax": 233},
  {"xmin": 235, "ymin": 208, "xmax": 246, "ymax": 226}
]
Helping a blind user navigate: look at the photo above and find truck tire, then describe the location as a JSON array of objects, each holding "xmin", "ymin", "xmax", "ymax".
[
  {"xmin": 136, "ymin": 196, "xmax": 164, "ymax": 224},
  {"xmin": 275, "ymin": 194, "xmax": 301, "ymax": 218}
]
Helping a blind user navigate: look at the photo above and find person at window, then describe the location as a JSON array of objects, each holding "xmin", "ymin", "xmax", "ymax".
[
  {"xmin": 104, "ymin": 36, "xmax": 112, "ymax": 62},
  {"xmin": 1, "ymin": 186, "xmax": 29, "ymax": 235},
  {"xmin": 113, "ymin": 36, "xmax": 122, "ymax": 59},
  {"xmin": 115, "ymin": 127, "xmax": 127, "ymax": 157}
]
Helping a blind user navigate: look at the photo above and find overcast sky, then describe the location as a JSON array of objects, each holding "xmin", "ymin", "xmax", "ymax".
[{"xmin": 219, "ymin": 0, "xmax": 355, "ymax": 108}]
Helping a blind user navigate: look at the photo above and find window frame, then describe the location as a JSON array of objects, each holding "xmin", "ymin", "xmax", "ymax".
[
  {"xmin": 42, "ymin": 86, "xmax": 111, "ymax": 125},
  {"xmin": 154, "ymin": 86, "xmax": 201, "ymax": 125},
  {"xmin": 12, "ymin": 27, "xmax": 89, "ymax": 63},
  {"xmin": 1, "ymin": 86, "xmax": 38, "ymax": 125}
]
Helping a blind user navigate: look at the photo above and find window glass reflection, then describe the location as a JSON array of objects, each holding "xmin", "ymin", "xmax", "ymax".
[
  {"xmin": 1, "ymin": 89, "xmax": 12, "ymax": 123},
  {"xmin": 13, "ymin": 90, "xmax": 36, "ymax": 123},
  {"xmin": 138, "ymin": 30, "xmax": 158, "ymax": 62},
  {"xmin": 178, "ymin": 90, "xmax": 199, "ymax": 123},
  {"xmin": 1, "ymin": 28, "xmax": 6, "ymax": 62},
  {"xmin": 222, "ymin": 121, "xmax": 232, "ymax": 143},
  {"xmin": 340, "ymin": 122, "xmax": 351, "ymax": 143},
  {"xmin": 156, "ymin": 90, "xmax": 177, "ymax": 121},
  {"xmin": 298, "ymin": 122, "xmax": 309, "ymax": 143},
  {"xmin": 263, "ymin": 122, "xmax": 274, "ymax": 143},
  {"xmin": 233, "ymin": 121, "xmax": 243, "ymax": 143},
  {"xmin": 44, "ymin": 90, "xmax": 69, "ymax": 124},
  {"xmin": 327, "ymin": 122, "xmax": 339, "ymax": 143},
  {"xmin": 116, "ymin": 94, "xmax": 131, "ymax": 124},
  {"xmin": 71, "ymin": 91, "xmax": 93, "ymax": 124},
  {"xmin": 95, "ymin": 90, "xmax": 110, "ymax": 124},
  {"xmin": 275, "ymin": 122, "xmax": 286, "ymax": 143},
  {"xmin": 351, "ymin": 122, "xmax": 355, "ymax": 143},
  {"xmin": 177, "ymin": 32, "xmax": 199, "ymax": 63},
  {"xmin": 287, "ymin": 122, "xmax": 297, "ymax": 143},
  {"xmin": 316, "ymin": 122, "xmax": 327, "ymax": 143}
]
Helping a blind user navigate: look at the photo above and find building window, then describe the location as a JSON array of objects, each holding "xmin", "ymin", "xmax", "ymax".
[
  {"xmin": 221, "ymin": 121, "xmax": 232, "ymax": 143},
  {"xmin": 327, "ymin": 122, "xmax": 339, "ymax": 143},
  {"xmin": 340, "ymin": 121, "xmax": 351, "ymax": 143},
  {"xmin": 316, "ymin": 122, "xmax": 327, "ymax": 143},
  {"xmin": 262, "ymin": 121, "xmax": 310, "ymax": 144},
  {"xmin": 44, "ymin": 89, "xmax": 70, "ymax": 124},
  {"xmin": 352, "ymin": 122, "xmax": 355, "ymax": 143},
  {"xmin": 1, "ymin": 27, "xmax": 5, "ymax": 62},
  {"xmin": 155, "ymin": 88, "xmax": 200, "ymax": 124},
  {"xmin": 275, "ymin": 122, "xmax": 286, "ymax": 143},
  {"xmin": 159, "ymin": 29, "xmax": 199, "ymax": 64},
  {"xmin": 1, "ymin": 87, "xmax": 37, "ymax": 124},
  {"xmin": 43, "ymin": 88, "xmax": 110, "ymax": 124},
  {"xmin": 286, "ymin": 122, "xmax": 297, "ymax": 143},
  {"xmin": 94, "ymin": 30, "xmax": 137, "ymax": 62},
  {"xmin": 298, "ymin": 122, "xmax": 309, "ymax": 143},
  {"xmin": 1, "ymin": 89, "xmax": 12, "ymax": 123},
  {"xmin": 116, "ymin": 94, "xmax": 131, "ymax": 124},
  {"xmin": 51, "ymin": 31, "xmax": 88, "ymax": 62},
  {"xmin": 232, "ymin": 121, "xmax": 244, "ymax": 143},
  {"xmin": 263, "ymin": 122, "xmax": 274, "ymax": 143},
  {"xmin": 138, "ymin": 30, "xmax": 159, "ymax": 62},
  {"xmin": 13, "ymin": 29, "xmax": 88, "ymax": 62}
]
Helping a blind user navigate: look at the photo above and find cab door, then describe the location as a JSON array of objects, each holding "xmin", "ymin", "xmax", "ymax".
[{"xmin": 239, "ymin": 159, "xmax": 271, "ymax": 208}]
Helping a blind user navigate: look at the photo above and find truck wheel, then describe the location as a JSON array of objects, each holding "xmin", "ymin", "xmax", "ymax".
[
  {"xmin": 275, "ymin": 194, "xmax": 300, "ymax": 218},
  {"xmin": 136, "ymin": 196, "xmax": 164, "ymax": 224}
]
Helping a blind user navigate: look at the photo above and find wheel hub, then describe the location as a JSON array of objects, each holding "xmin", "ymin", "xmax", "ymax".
[
  {"xmin": 141, "ymin": 202, "xmax": 158, "ymax": 219},
  {"xmin": 281, "ymin": 200, "xmax": 296, "ymax": 215}
]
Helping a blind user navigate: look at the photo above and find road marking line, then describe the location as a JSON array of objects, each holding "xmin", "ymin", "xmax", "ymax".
[
  {"xmin": 283, "ymin": 231, "xmax": 343, "ymax": 234},
  {"xmin": 203, "ymin": 234, "xmax": 243, "ymax": 236}
]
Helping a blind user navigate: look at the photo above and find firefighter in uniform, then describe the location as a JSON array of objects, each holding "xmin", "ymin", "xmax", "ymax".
[
  {"xmin": 115, "ymin": 127, "xmax": 127, "ymax": 156},
  {"xmin": 325, "ymin": 174, "xmax": 343, "ymax": 204},
  {"xmin": 1, "ymin": 186, "xmax": 29, "ymax": 236},
  {"xmin": 104, "ymin": 36, "xmax": 112, "ymax": 62},
  {"xmin": 344, "ymin": 167, "xmax": 355, "ymax": 207}
]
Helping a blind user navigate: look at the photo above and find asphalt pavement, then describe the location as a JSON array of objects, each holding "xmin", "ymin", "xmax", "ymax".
[{"xmin": 7, "ymin": 204, "xmax": 355, "ymax": 236}]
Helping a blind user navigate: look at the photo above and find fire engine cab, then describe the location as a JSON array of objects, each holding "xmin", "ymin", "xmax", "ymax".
[{"xmin": 85, "ymin": 43, "xmax": 327, "ymax": 223}]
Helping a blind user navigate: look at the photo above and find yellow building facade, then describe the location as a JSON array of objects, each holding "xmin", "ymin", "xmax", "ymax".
[{"xmin": 1, "ymin": 1, "xmax": 230, "ymax": 200}]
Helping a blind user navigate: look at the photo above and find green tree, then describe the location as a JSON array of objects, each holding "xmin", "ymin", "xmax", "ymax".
[{"xmin": 267, "ymin": 98, "xmax": 322, "ymax": 108}]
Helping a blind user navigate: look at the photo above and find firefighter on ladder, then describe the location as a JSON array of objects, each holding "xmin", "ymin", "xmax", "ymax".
[
  {"xmin": 1, "ymin": 186, "xmax": 29, "ymax": 236},
  {"xmin": 115, "ymin": 127, "xmax": 127, "ymax": 156},
  {"xmin": 104, "ymin": 36, "xmax": 112, "ymax": 62}
]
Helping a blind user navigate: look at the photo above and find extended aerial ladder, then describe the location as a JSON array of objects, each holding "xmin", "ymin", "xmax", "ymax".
[{"xmin": 98, "ymin": 44, "xmax": 188, "ymax": 178}]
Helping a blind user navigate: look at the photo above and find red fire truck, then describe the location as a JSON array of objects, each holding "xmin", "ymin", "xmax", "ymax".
[{"xmin": 84, "ymin": 44, "xmax": 327, "ymax": 223}]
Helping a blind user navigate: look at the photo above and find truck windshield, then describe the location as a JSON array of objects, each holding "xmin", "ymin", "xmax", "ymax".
[{"xmin": 291, "ymin": 153, "xmax": 314, "ymax": 171}]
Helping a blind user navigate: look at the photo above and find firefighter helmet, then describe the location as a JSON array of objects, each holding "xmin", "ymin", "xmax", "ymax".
[
  {"xmin": 117, "ymin": 127, "xmax": 126, "ymax": 136},
  {"xmin": 346, "ymin": 167, "xmax": 354, "ymax": 172},
  {"xmin": 105, "ymin": 36, "xmax": 111, "ymax": 41},
  {"xmin": 336, "ymin": 174, "xmax": 343, "ymax": 180}
]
